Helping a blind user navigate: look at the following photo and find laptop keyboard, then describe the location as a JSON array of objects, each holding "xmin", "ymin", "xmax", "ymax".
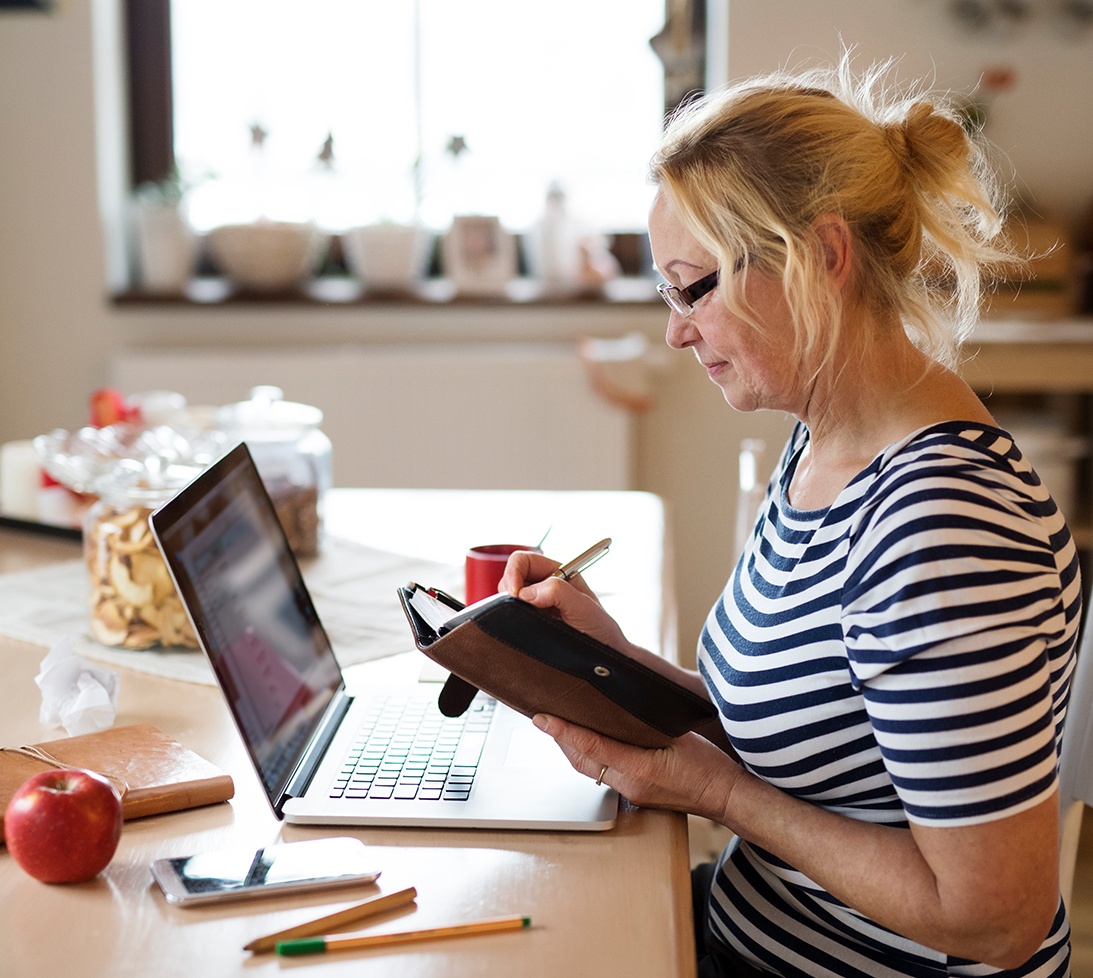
[{"xmin": 329, "ymin": 694, "xmax": 496, "ymax": 802}]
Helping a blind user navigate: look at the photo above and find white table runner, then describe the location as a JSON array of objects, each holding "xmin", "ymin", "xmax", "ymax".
[{"xmin": 0, "ymin": 535, "xmax": 460, "ymax": 685}]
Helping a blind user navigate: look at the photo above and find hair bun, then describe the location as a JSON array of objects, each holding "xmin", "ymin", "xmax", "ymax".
[{"xmin": 886, "ymin": 101, "xmax": 967, "ymax": 181}]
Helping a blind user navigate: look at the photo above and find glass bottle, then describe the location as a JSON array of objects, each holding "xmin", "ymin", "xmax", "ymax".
[{"xmin": 216, "ymin": 386, "xmax": 332, "ymax": 557}]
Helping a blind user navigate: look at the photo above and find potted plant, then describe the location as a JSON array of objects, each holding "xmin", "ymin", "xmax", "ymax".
[{"xmin": 132, "ymin": 170, "xmax": 198, "ymax": 294}]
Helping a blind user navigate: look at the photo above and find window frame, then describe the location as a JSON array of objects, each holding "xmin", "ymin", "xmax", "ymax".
[
  {"xmin": 124, "ymin": 0, "xmax": 707, "ymax": 191},
  {"xmin": 125, "ymin": 0, "xmax": 174, "ymax": 188},
  {"xmin": 120, "ymin": 1, "xmax": 707, "ymax": 288}
]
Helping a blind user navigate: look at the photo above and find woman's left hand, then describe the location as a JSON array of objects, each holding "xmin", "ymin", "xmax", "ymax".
[{"xmin": 532, "ymin": 712, "xmax": 742, "ymax": 821}]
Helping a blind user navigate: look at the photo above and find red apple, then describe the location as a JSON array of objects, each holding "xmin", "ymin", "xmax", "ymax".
[{"xmin": 4, "ymin": 768, "xmax": 123, "ymax": 883}]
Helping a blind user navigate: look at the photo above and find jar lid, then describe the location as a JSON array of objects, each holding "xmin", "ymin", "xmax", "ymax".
[{"xmin": 216, "ymin": 386, "xmax": 323, "ymax": 438}]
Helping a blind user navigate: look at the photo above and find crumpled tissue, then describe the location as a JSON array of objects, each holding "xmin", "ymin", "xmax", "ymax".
[{"xmin": 35, "ymin": 635, "xmax": 120, "ymax": 736}]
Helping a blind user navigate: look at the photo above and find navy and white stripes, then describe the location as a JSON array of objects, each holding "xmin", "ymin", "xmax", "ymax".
[{"xmin": 699, "ymin": 421, "xmax": 1079, "ymax": 976}]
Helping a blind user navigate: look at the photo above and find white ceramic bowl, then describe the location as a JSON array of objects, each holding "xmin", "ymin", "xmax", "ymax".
[
  {"xmin": 341, "ymin": 223, "xmax": 433, "ymax": 292},
  {"xmin": 206, "ymin": 221, "xmax": 329, "ymax": 292}
]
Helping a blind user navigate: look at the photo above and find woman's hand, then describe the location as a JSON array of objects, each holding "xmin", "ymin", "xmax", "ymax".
[
  {"xmin": 537, "ymin": 709, "xmax": 1060, "ymax": 969},
  {"xmin": 498, "ymin": 550, "xmax": 634, "ymax": 654},
  {"xmin": 532, "ymin": 713, "xmax": 743, "ymax": 822},
  {"xmin": 500, "ymin": 547, "xmax": 719, "ymax": 731}
]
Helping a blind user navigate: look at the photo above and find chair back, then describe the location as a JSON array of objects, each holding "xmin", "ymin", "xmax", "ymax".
[{"xmin": 1058, "ymin": 621, "xmax": 1093, "ymax": 911}]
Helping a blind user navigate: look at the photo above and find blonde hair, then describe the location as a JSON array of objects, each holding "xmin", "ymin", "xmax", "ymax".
[{"xmin": 649, "ymin": 56, "xmax": 1017, "ymax": 372}]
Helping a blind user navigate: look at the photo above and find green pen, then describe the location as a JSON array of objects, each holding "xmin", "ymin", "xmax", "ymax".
[{"xmin": 276, "ymin": 914, "xmax": 532, "ymax": 956}]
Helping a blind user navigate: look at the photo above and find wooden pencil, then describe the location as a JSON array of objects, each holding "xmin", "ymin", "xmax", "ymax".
[
  {"xmin": 275, "ymin": 913, "xmax": 532, "ymax": 956},
  {"xmin": 244, "ymin": 886, "xmax": 418, "ymax": 953}
]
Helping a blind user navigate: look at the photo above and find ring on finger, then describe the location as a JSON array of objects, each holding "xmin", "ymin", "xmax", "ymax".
[{"xmin": 596, "ymin": 765, "xmax": 608, "ymax": 786}]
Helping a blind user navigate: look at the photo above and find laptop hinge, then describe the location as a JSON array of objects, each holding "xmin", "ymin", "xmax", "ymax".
[{"xmin": 275, "ymin": 687, "xmax": 353, "ymax": 817}]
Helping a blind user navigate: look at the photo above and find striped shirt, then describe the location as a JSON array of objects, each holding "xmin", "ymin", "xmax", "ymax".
[{"xmin": 699, "ymin": 421, "xmax": 1080, "ymax": 977}]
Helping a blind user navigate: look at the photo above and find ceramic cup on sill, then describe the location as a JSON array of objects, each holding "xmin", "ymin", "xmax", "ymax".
[{"xmin": 342, "ymin": 223, "xmax": 433, "ymax": 293}]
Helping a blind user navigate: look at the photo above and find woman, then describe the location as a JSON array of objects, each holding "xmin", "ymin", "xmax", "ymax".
[{"xmin": 501, "ymin": 58, "xmax": 1080, "ymax": 976}]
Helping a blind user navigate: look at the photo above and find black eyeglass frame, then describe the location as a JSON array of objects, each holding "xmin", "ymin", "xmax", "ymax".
[{"xmin": 656, "ymin": 269, "xmax": 720, "ymax": 316}]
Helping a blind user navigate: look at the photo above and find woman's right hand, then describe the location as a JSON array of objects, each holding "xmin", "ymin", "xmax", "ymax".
[
  {"xmin": 498, "ymin": 550, "xmax": 634, "ymax": 655},
  {"xmin": 499, "ymin": 548, "xmax": 715, "ymax": 723}
]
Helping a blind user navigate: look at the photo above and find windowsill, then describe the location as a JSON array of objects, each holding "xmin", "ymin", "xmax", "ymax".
[{"xmin": 112, "ymin": 275, "xmax": 662, "ymax": 308}]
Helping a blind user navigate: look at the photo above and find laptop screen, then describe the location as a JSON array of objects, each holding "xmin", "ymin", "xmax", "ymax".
[{"xmin": 151, "ymin": 442, "xmax": 343, "ymax": 800}]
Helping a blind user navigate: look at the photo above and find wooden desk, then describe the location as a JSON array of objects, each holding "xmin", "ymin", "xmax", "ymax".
[{"xmin": 0, "ymin": 489, "xmax": 694, "ymax": 978}]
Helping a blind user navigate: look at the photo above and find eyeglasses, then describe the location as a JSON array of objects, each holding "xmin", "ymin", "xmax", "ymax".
[{"xmin": 656, "ymin": 269, "xmax": 720, "ymax": 317}]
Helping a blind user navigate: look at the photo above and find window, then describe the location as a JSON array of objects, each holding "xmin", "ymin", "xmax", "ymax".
[{"xmin": 133, "ymin": 1, "xmax": 669, "ymax": 237}]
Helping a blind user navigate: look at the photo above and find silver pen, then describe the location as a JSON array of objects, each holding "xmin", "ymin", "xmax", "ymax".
[{"xmin": 550, "ymin": 538, "xmax": 612, "ymax": 581}]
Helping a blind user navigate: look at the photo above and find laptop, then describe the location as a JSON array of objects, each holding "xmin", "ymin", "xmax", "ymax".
[{"xmin": 150, "ymin": 442, "xmax": 618, "ymax": 831}]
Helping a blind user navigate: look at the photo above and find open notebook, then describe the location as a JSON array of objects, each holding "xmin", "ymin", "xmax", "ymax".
[{"xmin": 150, "ymin": 442, "xmax": 617, "ymax": 831}]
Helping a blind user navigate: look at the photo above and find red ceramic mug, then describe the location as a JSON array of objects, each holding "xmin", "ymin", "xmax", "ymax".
[{"xmin": 464, "ymin": 544, "xmax": 542, "ymax": 606}]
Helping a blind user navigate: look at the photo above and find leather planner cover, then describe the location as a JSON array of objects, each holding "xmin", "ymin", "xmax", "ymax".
[
  {"xmin": 398, "ymin": 585, "xmax": 718, "ymax": 749},
  {"xmin": 0, "ymin": 723, "xmax": 235, "ymax": 844}
]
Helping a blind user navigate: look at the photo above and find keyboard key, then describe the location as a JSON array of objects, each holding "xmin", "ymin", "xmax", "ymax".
[
  {"xmin": 443, "ymin": 789, "xmax": 471, "ymax": 801},
  {"xmin": 453, "ymin": 733, "xmax": 487, "ymax": 767},
  {"xmin": 328, "ymin": 693, "xmax": 497, "ymax": 802}
]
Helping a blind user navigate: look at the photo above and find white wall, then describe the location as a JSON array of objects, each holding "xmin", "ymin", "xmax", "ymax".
[
  {"xmin": 1, "ymin": 0, "xmax": 1090, "ymax": 658},
  {"xmin": 722, "ymin": 0, "xmax": 1093, "ymax": 228},
  {"xmin": 111, "ymin": 343, "xmax": 636, "ymax": 491},
  {"xmin": 0, "ymin": 1, "xmax": 118, "ymax": 442}
]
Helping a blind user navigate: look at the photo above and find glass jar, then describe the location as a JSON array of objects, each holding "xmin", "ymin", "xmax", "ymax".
[
  {"xmin": 83, "ymin": 488, "xmax": 199, "ymax": 650},
  {"xmin": 34, "ymin": 420, "xmax": 227, "ymax": 651},
  {"xmin": 216, "ymin": 386, "xmax": 332, "ymax": 557}
]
